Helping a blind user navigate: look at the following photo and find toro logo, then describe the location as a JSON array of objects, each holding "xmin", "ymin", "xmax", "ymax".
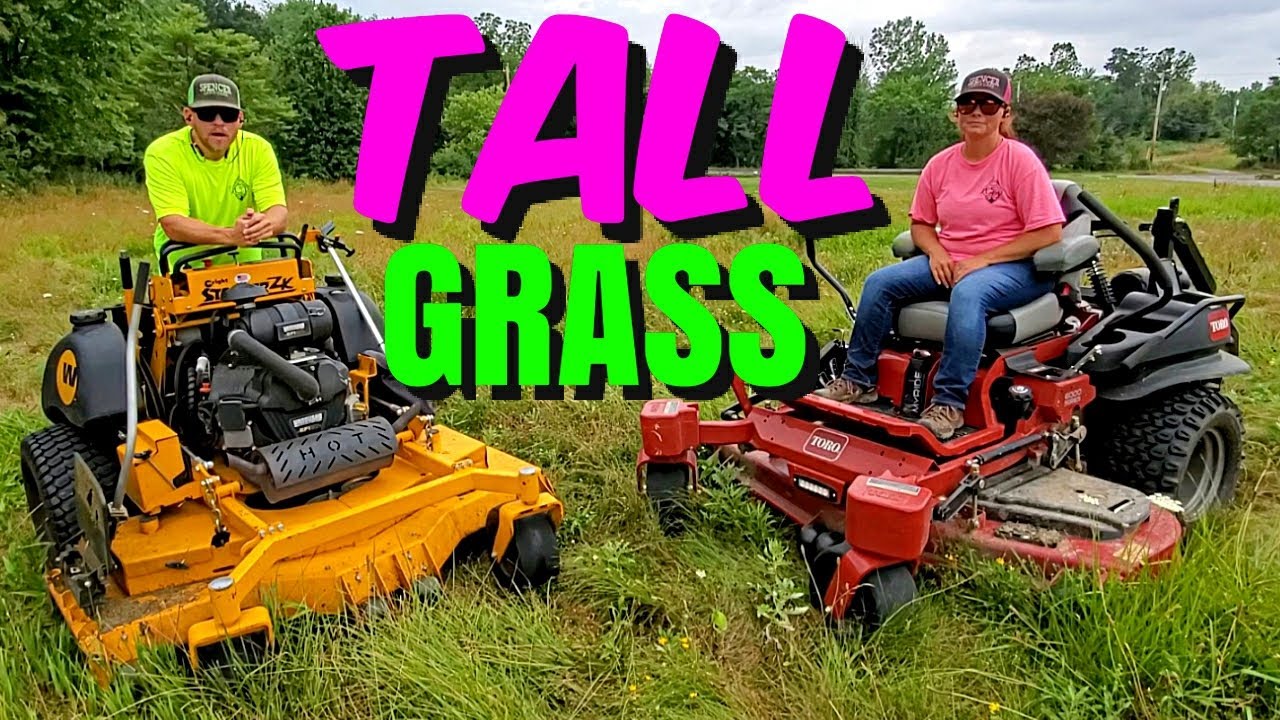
[
  {"xmin": 803, "ymin": 428, "xmax": 847, "ymax": 461},
  {"xmin": 1208, "ymin": 307, "xmax": 1231, "ymax": 342}
]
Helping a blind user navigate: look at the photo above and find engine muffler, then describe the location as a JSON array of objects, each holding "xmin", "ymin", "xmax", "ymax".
[{"xmin": 246, "ymin": 416, "xmax": 399, "ymax": 504}]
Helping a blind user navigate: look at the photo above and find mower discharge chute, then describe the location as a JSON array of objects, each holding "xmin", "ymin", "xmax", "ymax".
[
  {"xmin": 637, "ymin": 181, "xmax": 1247, "ymax": 628},
  {"xmin": 21, "ymin": 223, "xmax": 563, "ymax": 682}
]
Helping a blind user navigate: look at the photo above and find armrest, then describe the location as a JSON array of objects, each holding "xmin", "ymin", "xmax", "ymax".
[
  {"xmin": 891, "ymin": 231, "xmax": 921, "ymax": 259},
  {"xmin": 1033, "ymin": 234, "xmax": 1100, "ymax": 274}
]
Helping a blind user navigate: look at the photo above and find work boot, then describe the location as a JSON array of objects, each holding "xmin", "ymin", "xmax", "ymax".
[
  {"xmin": 919, "ymin": 403, "xmax": 965, "ymax": 440},
  {"xmin": 813, "ymin": 376, "xmax": 878, "ymax": 404}
]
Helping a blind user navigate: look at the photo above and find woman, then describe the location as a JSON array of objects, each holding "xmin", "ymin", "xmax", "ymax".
[{"xmin": 814, "ymin": 68, "xmax": 1066, "ymax": 440}]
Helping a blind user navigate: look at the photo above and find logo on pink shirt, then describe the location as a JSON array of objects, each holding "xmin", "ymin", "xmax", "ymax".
[{"xmin": 981, "ymin": 178, "xmax": 1004, "ymax": 204}]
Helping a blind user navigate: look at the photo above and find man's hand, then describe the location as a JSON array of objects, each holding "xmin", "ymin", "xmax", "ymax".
[
  {"xmin": 927, "ymin": 249, "xmax": 956, "ymax": 287},
  {"xmin": 953, "ymin": 256, "xmax": 991, "ymax": 284},
  {"xmin": 225, "ymin": 215, "xmax": 255, "ymax": 246},
  {"xmin": 239, "ymin": 208, "xmax": 275, "ymax": 243}
]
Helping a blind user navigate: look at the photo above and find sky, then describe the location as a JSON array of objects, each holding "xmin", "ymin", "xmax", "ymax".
[{"xmin": 337, "ymin": 0, "xmax": 1279, "ymax": 90}]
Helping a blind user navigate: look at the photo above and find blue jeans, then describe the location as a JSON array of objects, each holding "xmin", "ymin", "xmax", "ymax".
[{"xmin": 840, "ymin": 255, "xmax": 1053, "ymax": 409}]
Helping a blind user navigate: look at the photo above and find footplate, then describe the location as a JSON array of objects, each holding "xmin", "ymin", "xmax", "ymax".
[{"xmin": 977, "ymin": 465, "xmax": 1151, "ymax": 541}]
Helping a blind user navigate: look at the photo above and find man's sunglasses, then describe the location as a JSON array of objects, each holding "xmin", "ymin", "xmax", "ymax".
[
  {"xmin": 955, "ymin": 97, "xmax": 1005, "ymax": 116},
  {"xmin": 192, "ymin": 106, "xmax": 240, "ymax": 123}
]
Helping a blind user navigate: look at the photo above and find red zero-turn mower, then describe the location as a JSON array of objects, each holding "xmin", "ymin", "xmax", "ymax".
[{"xmin": 636, "ymin": 181, "xmax": 1249, "ymax": 629}]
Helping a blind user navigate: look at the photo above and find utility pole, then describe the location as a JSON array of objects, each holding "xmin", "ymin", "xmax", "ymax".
[
  {"xmin": 1231, "ymin": 94, "xmax": 1240, "ymax": 140},
  {"xmin": 1147, "ymin": 71, "xmax": 1168, "ymax": 165}
]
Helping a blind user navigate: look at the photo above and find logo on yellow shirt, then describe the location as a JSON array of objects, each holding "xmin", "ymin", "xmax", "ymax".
[{"xmin": 233, "ymin": 178, "xmax": 248, "ymax": 200}]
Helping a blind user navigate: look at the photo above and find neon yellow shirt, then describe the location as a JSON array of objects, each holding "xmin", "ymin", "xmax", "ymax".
[{"xmin": 143, "ymin": 127, "xmax": 287, "ymax": 269}]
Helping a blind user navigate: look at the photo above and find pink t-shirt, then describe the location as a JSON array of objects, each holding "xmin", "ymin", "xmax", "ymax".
[{"xmin": 909, "ymin": 138, "xmax": 1066, "ymax": 261}]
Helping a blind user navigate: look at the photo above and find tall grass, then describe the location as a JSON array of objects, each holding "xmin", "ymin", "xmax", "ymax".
[{"xmin": 0, "ymin": 175, "xmax": 1276, "ymax": 718}]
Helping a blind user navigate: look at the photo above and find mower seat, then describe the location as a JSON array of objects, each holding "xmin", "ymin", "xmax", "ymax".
[{"xmin": 890, "ymin": 180, "xmax": 1100, "ymax": 346}]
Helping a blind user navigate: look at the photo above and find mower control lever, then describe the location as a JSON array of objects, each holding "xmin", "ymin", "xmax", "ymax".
[
  {"xmin": 1066, "ymin": 345, "xmax": 1102, "ymax": 375},
  {"xmin": 316, "ymin": 232, "xmax": 354, "ymax": 257},
  {"xmin": 934, "ymin": 461, "xmax": 985, "ymax": 523}
]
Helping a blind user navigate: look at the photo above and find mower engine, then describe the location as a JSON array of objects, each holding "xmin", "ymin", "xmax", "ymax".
[{"xmin": 183, "ymin": 281, "xmax": 398, "ymax": 504}]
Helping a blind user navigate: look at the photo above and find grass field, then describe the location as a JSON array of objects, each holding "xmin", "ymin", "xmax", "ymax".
[
  {"xmin": 0, "ymin": 174, "xmax": 1278, "ymax": 719},
  {"xmin": 1149, "ymin": 140, "xmax": 1243, "ymax": 173}
]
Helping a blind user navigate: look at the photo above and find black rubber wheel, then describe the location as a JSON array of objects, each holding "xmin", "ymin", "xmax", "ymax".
[
  {"xmin": 183, "ymin": 631, "xmax": 270, "ymax": 678},
  {"xmin": 798, "ymin": 525, "xmax": 845, "ymax": 613},
  {"xmin": 19, "ymin": 423, "xmax": 121, "ymax": 561},
  {"xmin": 493, "ymin": 514, "xmax": 560, "ymax": 591},
  {"xmin": 643, "ymin": 463, "xmax": 692, "ymax": 535},
  {"xmin": 845, "ymin": 565, "xmax": 917, "ymax": 632},
  {"xmin": 1091, "ymin": 384, "xmax": 1244, "ymax": 523}
]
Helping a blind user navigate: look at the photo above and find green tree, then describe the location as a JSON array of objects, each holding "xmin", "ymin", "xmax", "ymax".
[
  {"xmin": 1160, "ymin": 90, "xmax": 1222, "ymax": 142},
  {"xmin": 857, "ymin": 73, "xmax": 955, "ymax": 168},
  {"xmin": 835, "ymin": 66, "xmax": 871, "ymax": 167},
  {"xmin": 714, "ymin": 66, "xmax": 774, "ymax": 167},
  {"xmin": 128, "ymin": 1, "xmax": 293, "ymax": 170},
  {"xmin": 0, "ymin": 0, "xmax": 149, "ymax": 183},
  {"xmin": 1097, "ymin": 45, "xmax": 1198, "ymax": 137},
  {"xmin": 1231, "ymin": 72, "xmax": 1280, "ymax": 166},
  {"xmin": 434, "ymin": 86, "xmax": 504, "ymax": 177},
  {"xmin": 262, "ymin": 0, "xmax": 367, "ymax": 180},
  {"xmin": 1047, "ymin": 42, "xmax": 1085, "ymax": 77},
  {"xmin": 192, "ymin": 0, "xmax": 265, "ymax": 39},
  {"xmin": 452, "ymin": 12, "xmax": 531, "ymax": 92},
  {"xmin": 867, "ymin": 17, "xmax": 955, "ymax": 89},
  {"xmin": 857, "ymin": 18, "xmax": 956, "ymax": 168},
  {"xmin": 1011, "ymin": 43, "xmax": 1095, "ymax": 99},
  {"xmin": 1014, "ymin": 92, "xmax": 1097, "ymax": 169}
]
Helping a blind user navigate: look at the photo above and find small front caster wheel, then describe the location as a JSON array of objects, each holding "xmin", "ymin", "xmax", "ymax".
[
  {"xmin": 493, "ymin": 514, "xmax": 560, "ymax": 591},
  {"xmin": 846, "ymin": 564, "xmax": 917, "ymax": 631}
]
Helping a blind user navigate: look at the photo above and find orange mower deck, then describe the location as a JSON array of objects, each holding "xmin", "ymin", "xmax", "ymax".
[{"xmin": 50, "ymin": 419, "xmax": 561, "ymax": 684}]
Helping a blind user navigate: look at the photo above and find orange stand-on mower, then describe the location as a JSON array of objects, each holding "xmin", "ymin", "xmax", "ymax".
[
  {"xmin": 21, "ymin": 223, "xmax": 563, "ymax": 682},
  {"xmin": 637, "ymin": 182, "xmax": 1248, "ymax": 629}
]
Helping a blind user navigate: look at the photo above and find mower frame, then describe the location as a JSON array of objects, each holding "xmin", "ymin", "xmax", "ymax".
[
  {"xmin": 636, "ymin": 183, "xmax": 1246, "ymax": 627},
  {"xmin": 23, "ymin": 225, "xmax": 564, "ymax": 683}
]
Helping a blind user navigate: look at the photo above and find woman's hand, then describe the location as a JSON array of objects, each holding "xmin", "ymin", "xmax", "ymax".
[
  {"xmin": 953, "ymin": 256, "xmax": 991, "ymax": 283},
  {"xmin": 927, "ymin": 249, "xmax": 956, "ymax": 287}
]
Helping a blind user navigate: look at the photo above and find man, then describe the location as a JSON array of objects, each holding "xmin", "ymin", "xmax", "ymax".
[{"xmin": 144, "ymin": 73, "xmax": 288, "ymax": 270}]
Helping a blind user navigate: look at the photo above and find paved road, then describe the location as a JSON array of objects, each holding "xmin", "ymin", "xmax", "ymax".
[
  {"xmin": 1117, "ymin": 171, "xmax": 1280, "ymax": 189},
  {"xmin": 712, "ymin": 167, "xmax": 1280, "ymax": 188}
]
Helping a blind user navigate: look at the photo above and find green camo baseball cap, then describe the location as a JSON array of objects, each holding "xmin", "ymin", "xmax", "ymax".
[{"xmin": 187, "ymin": 73, "xmax": 241, "ymax": 109}]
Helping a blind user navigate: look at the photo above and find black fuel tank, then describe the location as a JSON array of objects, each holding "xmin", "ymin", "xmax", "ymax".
[
  {"xmin": 315, "ymin": 278, "xmax": 384, "ymax": 367},
  {"xmin": 41, "ymin": 309, "xmax": 128, "ymax": 429}
]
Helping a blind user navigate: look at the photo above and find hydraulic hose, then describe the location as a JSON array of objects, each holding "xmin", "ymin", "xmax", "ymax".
[
  {"xmin": 391, "ymin": 400, "xmax": 424, "ymax": 433},
  {"xmin": 227, "ymin": 329, "xmax": 321, "ymax": 402},
  {"xmin": 225, "ymin": 453, "xmax": 269, "ymax": 481}
]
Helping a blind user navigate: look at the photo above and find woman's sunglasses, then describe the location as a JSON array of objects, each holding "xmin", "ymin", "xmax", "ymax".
[
  {"xmin": 955, "ymin": 97, "xmax": 1005, "ymax": 116},
  {"xmin": 192, "ymin": 106, "xmax": 241, "ymax": 123}
]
